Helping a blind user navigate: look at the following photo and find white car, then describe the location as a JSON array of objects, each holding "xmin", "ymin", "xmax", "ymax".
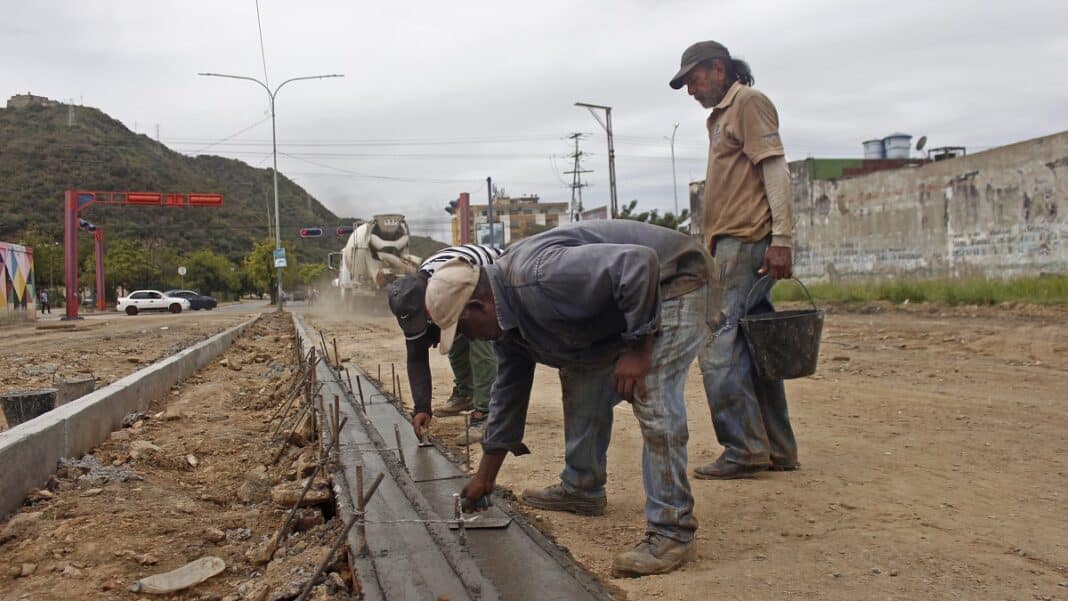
[{"xmin": 117, "ymin": 290, "xmax": 191, "ymax": 315}]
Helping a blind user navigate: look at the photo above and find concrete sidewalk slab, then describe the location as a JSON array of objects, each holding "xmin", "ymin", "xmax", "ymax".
[{"xmin": 0, "ymin": 315, "xmax": 259, "ymax": 518}]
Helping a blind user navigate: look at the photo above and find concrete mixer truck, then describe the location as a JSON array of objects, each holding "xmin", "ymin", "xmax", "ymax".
[{"xmin": 328, "ymin": 214, "xmax": 421, "ymax": 302}]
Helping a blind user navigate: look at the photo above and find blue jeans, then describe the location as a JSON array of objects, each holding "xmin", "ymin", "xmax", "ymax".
[
  {"xmin": 558, "ymin": 285, "xmax": 708, "ymax": 542},
  {"xmin": 698, "ymin": 236, "xmax": 798, "ymax": 467}
]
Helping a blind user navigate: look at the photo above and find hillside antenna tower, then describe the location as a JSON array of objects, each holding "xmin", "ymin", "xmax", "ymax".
[{"xmin": 564, "ymin": 133, "xmax": 592, "ymax": 222}]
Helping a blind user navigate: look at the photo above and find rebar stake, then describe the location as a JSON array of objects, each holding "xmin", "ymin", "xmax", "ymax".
[
  {"xmin": 454, "ymin": 493, "xmax": 467, "ymax": 546},
  {"xmin": 464, "ymin": 412, "xmax": 471, "ymax": 472},
  {"xmin": 332, "ymin": 394, "xmax": 340, "ymax": 447},
  {"xmin": 377, "ymin": 364, "xmax": 381, "ymax": 383},
  {"xmin": 393, "ymin": 423, "xmax": 406, "ymax": 470},
  {"xmin": 355, "ymin": 376, "xmax": 365, "ymax": 410},
  {"xmin": 332, "ymin": 337, "xmax": 341, "ymax": 371},
  {"xmin": 355, "ymin": 465, "xmax": 366, "ymax": 556}
]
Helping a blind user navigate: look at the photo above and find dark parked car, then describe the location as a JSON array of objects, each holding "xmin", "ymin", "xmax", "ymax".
[{"xmin": 164, "ymin": 290, "xmax": 217, "ymax": 310}]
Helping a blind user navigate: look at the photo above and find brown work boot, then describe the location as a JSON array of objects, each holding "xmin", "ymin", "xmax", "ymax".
[
  {"xmin": 520, "ymin": 484, "xmax": 606, "ymax": 516},
  {"xmin": 436, "ymin": 390, "xmax": 473, "ymax": 416},
  {"xmin": 611, "ymin": 533, "xmax": 696, "ymax": 578},
  {"xmin": 693, "ymin": 455, "xmax": 769, "ymax": 480}
]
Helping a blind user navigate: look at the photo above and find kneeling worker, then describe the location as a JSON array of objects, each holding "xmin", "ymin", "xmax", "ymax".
[{"xmin": 425, "ymin": 220, "xmax": 711, "ymax": 577}]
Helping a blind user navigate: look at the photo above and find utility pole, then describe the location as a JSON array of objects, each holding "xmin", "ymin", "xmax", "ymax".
[
  {"xmin": 575, "ymin": 102, "xmax": 618, "ymax": 218},
  {"xmin": 485, "ymin": 176, "xmax": 496, "ymax": 247},
  {"xmin": 564, "ymin": 133, "xmax": 592, "ymax": 222}
]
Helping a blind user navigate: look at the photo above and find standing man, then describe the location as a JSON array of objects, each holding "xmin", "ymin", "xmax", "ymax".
[
  {"xmin": 39, "ymin": 288, "xmax": 51, "ymax": 314},
  {"xmin": 387, "ymin": 244, "xmax": 503, "ymax": 443},
  {"xmin": 427, "ymin": 221, "xmax": 711, "ymax": 577},
  {"xmin": 671, "ymin": 40, "xmax": 799, "ymax": 479}
]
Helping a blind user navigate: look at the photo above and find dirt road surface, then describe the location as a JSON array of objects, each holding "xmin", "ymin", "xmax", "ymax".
[
  {"xmin": 0, "ymin": 302, "xmax": 267, "ymax": 431},
  {"xmin": 0, "ymin": 312, "xmax": 357, "ymax": 600},
  {"xmin": 303, "ymin": 301, "xmax": 1068, "ymax": 601}
]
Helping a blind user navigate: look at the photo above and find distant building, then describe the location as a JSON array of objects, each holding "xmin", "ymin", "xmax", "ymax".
[
  {"xmin": 6, "ymin": 93, "xmax": 60, "ymax": 110},
  {"xmin": 580, "ymin": 205, "xmax": 609, "ymax": 221},
  {"xmin": 688, "ymin": 130, "xmax": 1067, "ymax": 280},
  {"xmin": 453, "ymin": 194, "xmax": 569, "ymax": 246}
]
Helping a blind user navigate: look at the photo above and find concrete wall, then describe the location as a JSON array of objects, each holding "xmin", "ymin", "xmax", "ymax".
[
  {"xmin": 690, "ymin": 130, "xmax": 1068, "ymax": 280},
  {"xmin": 0, "ymin": 315, "xmax": 258, "ymax": 518}
]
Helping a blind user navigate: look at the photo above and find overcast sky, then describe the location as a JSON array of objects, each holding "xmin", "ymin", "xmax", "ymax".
[{"xmin": 4, "ymin": 0, "xmax": 1067, "ymax": 241}]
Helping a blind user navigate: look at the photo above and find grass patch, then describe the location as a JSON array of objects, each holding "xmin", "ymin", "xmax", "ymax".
[{"xmin": 771, "ymin": 275, "xmax": 1068, "ymax": 306}]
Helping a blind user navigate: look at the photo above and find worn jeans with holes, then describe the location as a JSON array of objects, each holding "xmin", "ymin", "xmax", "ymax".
[
  {"xmin": 698, "ymin": 236, "xmax": 798, "ymax": 467},
  {"xmin": 558, "ymin": 285, "xmax": 707, "ymax": 542},
  {"xmin": 447, "ymin": 334, "xmax": 497, "ymax": 413}
]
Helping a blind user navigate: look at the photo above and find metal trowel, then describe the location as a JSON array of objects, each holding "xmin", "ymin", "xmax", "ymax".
[
  {"xmin": 450, "ymin": 495, "xmax": 512, "ymax": 529},
  {"xmin": 449, "ymin": 508, "xmax": 512, "ymax": 529},
  {"xmin": 417, "ymin": 427, "xmax": 434, "ymax": 448}
]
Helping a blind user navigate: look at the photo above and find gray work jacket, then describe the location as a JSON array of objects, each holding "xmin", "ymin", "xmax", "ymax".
[{"xmin": 481, "ymin": 220, "xmax": 710, "ymax": 455}]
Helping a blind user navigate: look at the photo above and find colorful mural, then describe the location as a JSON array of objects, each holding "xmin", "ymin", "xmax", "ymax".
[{"xmin": 0, "ymin": 241, "xmax": 36, "ymax": 320}]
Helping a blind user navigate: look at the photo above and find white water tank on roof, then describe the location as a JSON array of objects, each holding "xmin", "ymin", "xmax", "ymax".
[
  {"xmin": 882, "ymin": 133, "xmax": 912, "ymax": 159},
  {"xmin": 862, "ymin": 139, "xmax": 885, "ymax": 159}
]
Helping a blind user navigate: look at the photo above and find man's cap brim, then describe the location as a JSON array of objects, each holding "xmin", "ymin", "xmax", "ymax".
[
  {"xmin": 670, "ymin": 61, "xmax": 699, "ymax": 89},
  {"xmin": 388, "ymin": 274, "xmax": 430, "ymax": 339},
  {"xmin": 437, "ymin": 321, "xmax": 458, "ymax": 355}
]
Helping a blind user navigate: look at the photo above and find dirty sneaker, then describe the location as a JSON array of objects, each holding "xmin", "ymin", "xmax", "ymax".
[
  {"xmin": 693, "ymin": 455, "xmax": 768, "ymax": 480},
  {"xmin": 520, "ymin": 483, "xmax": 606, "ymax": 516},
  {"xmin": 436, "ymin": 390, "xmax": 473, "ymax": 416},
  {"xmin": 610, "ymin": 533, "xmax": 696, "ymax": 578},
  {"xmin": 457, "ymin": 411, "xmax": 486, "ymax": 446}
]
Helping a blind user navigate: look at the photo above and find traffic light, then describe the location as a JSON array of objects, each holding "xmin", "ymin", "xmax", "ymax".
[
  {"xmin": 336, "ymin": 225, "xmax": 354, "ymax": 237},
  {"xmin": 445, "ymin": 199, "xmax": 459, "ymax": 215},
  {"xmin": 299, "ymin": 227, "xmax": 324, "ymax": 238}
]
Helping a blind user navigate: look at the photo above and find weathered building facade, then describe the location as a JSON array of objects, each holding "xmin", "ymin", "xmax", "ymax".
[
  {"xmin": 690, "ymin": 130, "xmax": 1067, "ymax": 280},
  {"xmin": 452, "ymin": 194, "xmax": 568, "ymax": 246}
]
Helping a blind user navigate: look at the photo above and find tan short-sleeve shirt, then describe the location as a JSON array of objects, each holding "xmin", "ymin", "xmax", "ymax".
[{"xmin": 702, "ymin": 81, "xmax": 785, "ymax": 250}]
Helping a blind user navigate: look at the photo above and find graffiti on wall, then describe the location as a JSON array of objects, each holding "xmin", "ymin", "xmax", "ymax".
[{"xmin": 1, "ymin": 241, "xmax": 36, "ymax": 319}]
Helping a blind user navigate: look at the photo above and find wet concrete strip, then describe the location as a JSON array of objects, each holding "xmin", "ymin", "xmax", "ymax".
[
  {"xmin": 296, "ymin": 316, "xmax": 615, "ymax": 601},
  {"xmin": 293, "ymin": 316, "xmax": 485, "ymax": 601}
]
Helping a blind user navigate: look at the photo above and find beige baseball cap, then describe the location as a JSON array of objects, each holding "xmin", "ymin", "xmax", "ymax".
[{"xmin": 424, "ymin": 258, "xmax": 480, "ymax": 355}]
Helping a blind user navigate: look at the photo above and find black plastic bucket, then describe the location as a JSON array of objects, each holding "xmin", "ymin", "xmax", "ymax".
[{"xmin": 740, "ymin": 277, "xmax": 824, "ymax": 380}]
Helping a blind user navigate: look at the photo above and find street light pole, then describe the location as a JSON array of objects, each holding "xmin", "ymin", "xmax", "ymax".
[
  {"xmin": 575, "ymin": 102, "xmax": 618, "ymax": 219},
  {"xmin": 198, "ymin": 72, "xmax": 343, "ymax": 311},
  {"xmin": 670, "ymin": 122, "xmax": 680, "ymax": 218}
]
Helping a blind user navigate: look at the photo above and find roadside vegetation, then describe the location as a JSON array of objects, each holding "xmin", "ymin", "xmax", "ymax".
[{"xmin": 771, "ymin": 275, "xmax": 1068, "ymax": 306}]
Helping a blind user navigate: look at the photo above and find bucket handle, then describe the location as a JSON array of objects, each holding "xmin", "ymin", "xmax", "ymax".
[{"xmin": 745, "ymin": 275, "xmax": 819, "ymax": 312}]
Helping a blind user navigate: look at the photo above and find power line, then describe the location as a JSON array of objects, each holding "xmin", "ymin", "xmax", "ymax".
[
  {"xmin": 253, "ymin": 0, "xmax": 271, "ymax": 89},
  {"xmin": 278, "ymin": 151, "xmax": 484, "ymax": 185},
  {"xmin": 188, "ymin": 116, "xmax": 272, "ymax": 155}
]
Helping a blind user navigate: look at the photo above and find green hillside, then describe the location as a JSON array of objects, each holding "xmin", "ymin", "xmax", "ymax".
[{"xmin": 0, "ymin": 98, "xmax": 443, "ymax": 267}]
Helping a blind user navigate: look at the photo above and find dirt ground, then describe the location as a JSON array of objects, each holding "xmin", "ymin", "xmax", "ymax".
[
  {"xmin": 0, "ymin": 306, "xmax": 261, "ymax": 431},
  {"xmin": 0, "ymin": 312, "xmax": 357, "ymax": 600},
  {"xmin": 303, "ymin": 300, "xmax": 1068, "ymax": 601}
]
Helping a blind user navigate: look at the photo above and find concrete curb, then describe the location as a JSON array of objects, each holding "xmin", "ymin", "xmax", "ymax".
[{"xmin": 0, "ymin": 315, "xmax": 260, "ymax": 518}]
